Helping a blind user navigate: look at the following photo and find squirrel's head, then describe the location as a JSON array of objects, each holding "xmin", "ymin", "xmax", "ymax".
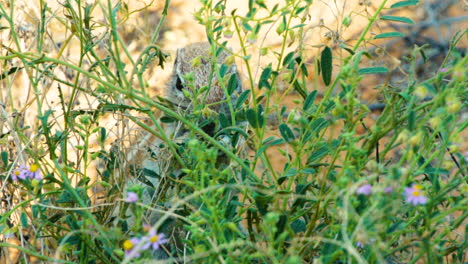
[{"xmin": 166, "ymin": 42, "xmax": 241, "ymax": 112}]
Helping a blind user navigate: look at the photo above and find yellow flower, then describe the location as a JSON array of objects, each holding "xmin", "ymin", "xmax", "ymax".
[
  {"xmin": 150, "ymin": 235, "xmax": 159, "ymax": 243},
  {"xmin": 30, "ymin": 164, "xmax": 39, "ymax": 172},
  {"xmin": 123, "ymin": 240, "xmax": 135, "ymax": 251}
]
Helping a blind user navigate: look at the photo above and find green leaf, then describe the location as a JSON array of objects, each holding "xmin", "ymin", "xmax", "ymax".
[
  {"xmin": 300, "ymin": 168, "xmax": 316, "ymax": 174},
  {"xmin": 227, "ymin": 74, "xmax": 238, "ymax": 95},
  {"xmin": 387, "ymin": 222, "xmax": 406, "ymax": 233},
  {"xmin": 320, "ymin": 46, "xmax": 332, "ymax": 86},
  {"xmin": 358, "ymin": 67, "xmax": 389, "ymax": 75},
  {"xmin": 143, "ymin": 168, "xmax": 160, "ymax": 179},
  {"xmin": 297, "ymin": 56, "xmax": 309, "ymax": 77},
  {"xmin": 215, "ymin": 126, "xmax": 249, "ymax": 139},
  {"xmin": 423, "ymin": 167, "xmax": 449, "ymax": 175},
  {"xmin": 374, "ymin": 32, "xmax": 405, "ymax": 39},
  {"xmin": 290, "ymin": 219, "xmax": 306, "ymax": 234},
  {"xmin": 310, "ymin": 118, "xmax": 329, "ymax": 134},
  {"xmin": 246, "ymin": 108, "xmax": 258, "ymax": 128},
  {"xmin": 277, "ymin": 176, "xmax": 287, "ymax": 185},
  {"xmin": 32, "ymin": 205, "xmax": 39, "ymax": 218},
  {"xmin": 291, "ymin": 23, "xmax": 307, "ymax": 29},
  {"xmin": 21, "ymin": 212, "xmax": 28, "ymax": 228},
  {"xmin": 253, "ymin": 193, "xmax": 272, "ymax": 216},
  {"xmin": 274, "ymin": 214, "xmax": 288, "ymax": 239},
  {"xmin": 307, "ymin": 146, "xmax": 329, "ymax": 163},
  {"xmin": 257, "ymin": 104, "xmax": 265, "ymax": 128},
  {"xmin": 296, "ymin": 183, "xmax": 312, "ymax": 195},
  {"xmin": 99, "ymin": 127, "xmax": 107, "ymax": 144},
  {"xmin": 293, "ymin": 80, "xmax": 307, "ymax": 99},
  {"xmin": 418, "ymin": 157, "xmax": 442, "ymax": 192},
  {"xmin": 259, "ymin": 64, "xmax": 272, "ymax": 90},
  {"xmin": 236, "ymin": 90, "xmax": 250, "ymax": 109},
  {"xmin": 242, "ymin": 22, "xmax": 252, "ymax": 32},
  {"xmin": 256, "ymin": 93, "xmax": 266, "ymax": 101},
  {"xmin": 283, "ymin": 168, "xmax": 298, "ymax": 177},
  {"xmin": 59, "ymin": 234, "xmax": 81, "ymax": 245},
  {"xmin": 256, "ymin": 137, "xmax": 285, "ymax": 158},
  {"xmin": 282, "ymin": 52, "xmax": 295, "ymax": 66},
  {"xmin": 219, "ymin": 64, "xmax": 229, "ymax": 77},
  {"xmin": 279, "ymin": 123, "xmax": 295, "ymax": 142},
  {"xmin": 48, "ymin": 213, "xmax": 64, "ymax": 223},
  {"xmin": 390, "ymin": 0, "xmax": 419, "ymax": 8},
  {"xmin": 213, "ymin": 25, "xmax": 223, "ymax": 33},
  {"xmin": 219, "ymin": 113, "xmax": 229, "ymax": 128},
  {"xmin": 294, "ymin": 6, "xmax": 307, "ymax": 15},
  {"xmin": 224, "ymin": 196, "xmax": 240, "ymax": 220},
  {"xmin": 160, "ymin": 116, "xmax": 176, "ymax": 123},
  {"xmin": 303, "ymin": 90, "xmax": 317, "ymax": 111},
  {"xmin": 342, "ymin": 47, "xmax": 355, "ymax": 55},
  {"xmin": 1, "ymin": 151, "xmax": 7, "ymax": 166},
  {"xmin": 291, "ymin": 195, "xmax": 311, "ymax": 214},
  {"xmin": 57, "ymin": 189, "xmax": 75, "ymax": 203},
  {"xmin": 380, "ymin": 15, "xmax": 414, "ymax": 24}
]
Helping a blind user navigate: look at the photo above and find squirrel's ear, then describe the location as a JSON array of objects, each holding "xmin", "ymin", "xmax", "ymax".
[
  {"xmin": 174, "ymin": 48, "xmax": 182, "ymax": 76},
  {"xmin": 175, "ymin": 48, "xmax": 181, "ymax": 64}
]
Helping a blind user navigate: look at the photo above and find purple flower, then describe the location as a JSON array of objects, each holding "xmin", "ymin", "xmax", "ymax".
[
  {"xmin": 464, "ymin": 151, "xmax": 468, "ymax": 162},
  {"xmin": 27, "ymin": 164, "xmax": 42, "ymax": 180},
  {"xmin": 438, "ymin": 68, "xmax": 448, "ymax": 73},
  {"xmin": 125, "ymin": 192, "xmax": 139, "ymax": 203},
  {"xmin": 404, "ymin": 184, "xmax": 428, "ymax": 205},
  {"xmin": 384, "ymin": 186, "xmax": 393, "ymax": 194},
  {"xmin": 143, "ymin": 229, "xmax": 168, "ymax": 251},
  {"xmin": 123, "ymin": 237, "xmax": 142, "ymax": 259},
  {"xmin": 11, "ymin": 165, "xmax": 28, "ymax": 181},
  {"xmin": 356, "ymin": 238, "xmax": 376, "ymax": 249},
  {"xmin": 356, "ymin": 184, "xmax": 372, "ymax": 196}
]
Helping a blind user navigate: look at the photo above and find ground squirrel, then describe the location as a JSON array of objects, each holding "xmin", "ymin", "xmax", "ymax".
[
  {"xmin": 146, "ymin": 41, "xmax": 245, "ymax": 182},
  {"xmin": 165, "ymin": 42, "xmax": 242, "ymax": 120},
  {"xmin": 131, "ymin": 42, "xmax": 245, "ymax": 258},
  {"xmin": 124, "ymin": 42, "xmax": 244, "ymax": 187}
]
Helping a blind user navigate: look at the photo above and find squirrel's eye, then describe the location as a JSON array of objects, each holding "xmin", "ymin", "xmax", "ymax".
[{"xmin": 175, "ymin": 75, "xmax": 184, "ymax": 91}]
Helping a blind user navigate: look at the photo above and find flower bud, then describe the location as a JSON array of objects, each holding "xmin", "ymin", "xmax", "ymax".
[
  {"xmin": 246, "ymin": 33, "xmax": 257, "ymax": 44},
  {"xmin": 224, "ymin": 29, "xmax": 233, "ymax": 39},
  {"xmin": 414, "ymin": 85, "xmax": 428, "ymax": 99},
  {"xmin": 396, "ymin": 129, "xmax": 410, "ymax": 143},
  {"xmin": 409, "ymin": 131, "xmax": 423, "ymax": 146},
  {"xmin": 79, "ymin": 114, "xmax": 91, "ymax": 125},
  {"xmin": 429, "ymin": 116, "xmax": 441, "ymax": 128},
  {"xmin": 452, "ymin": 65, "xmax": 464, "ymax": 81},
  {"xmin": 449, "ymin": 145, "xmax": 460, "ymax": 153},
  {"xmin": 442, "ymin": 160, "xmax": 454, "ymax": 170},
  {"xmin": 342, "ymin": 16, "xmax": 352, "ymax": 27},
  {"xmin": 276, "ymin": 21, "xmax": 286, "ymax": 35},
  {"xmin": 446, "ymin": 93, "xmax": 461, "ymax": 113}
]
